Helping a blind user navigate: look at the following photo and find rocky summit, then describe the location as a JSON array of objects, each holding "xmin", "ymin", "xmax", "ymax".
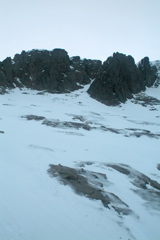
[{"xmin": 0, "ymin": 49, "xmax": 158, "ymax": 105}]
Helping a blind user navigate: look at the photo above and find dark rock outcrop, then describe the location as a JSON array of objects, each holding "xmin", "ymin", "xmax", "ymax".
[
  {"xmin": 48, "ymin": 164, "xmax": 132, "ymax": 215},
  {"xmin": 0, "ymin": 49, "xmax": 158, "ymax": 105},
  {"xmin": 0, "ymin": 49, "xmax": 101, "ymax": 93},
  {"xmin": 70, "ymin": 56, "xmax": 102, "ymax": 84},
  {"xmin": 12, "ymin": 49, "xmax": 81, "ymax": 92},
  {"xmin": 48, "ymin": 164, "xmax": 110, "ymax": 209},
  {"xmin": 70, "ymin": 56, "xmax": 90, "ymax": 85},
  {"xmin": 0, "ymin": 57, "xmax": 15, "ymax": 88},
  {"xmin": 138, "ymin": 57, "xmax": 157, "ymax": 88},
  {"xmin": 87, "ymin": 53, "xmax": 158, "ymax": 105}
]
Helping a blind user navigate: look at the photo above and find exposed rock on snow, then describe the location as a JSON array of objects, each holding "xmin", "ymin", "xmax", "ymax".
[
  {"xmin": 107, "ymin": 164, "xmax": 160, "ymax": 190},
  {"xmin": 21, "ymin": 114, "xmax": 160, "ymax": 139},
  {"xmin": 127, "ymin": 128, "xmax": 160, "ymax": 139},
  {"xmin": 48, "ymin": 164, "xmax": 132, "ymax": 215},
  {"xmin": 42, "ymin": 119, "xmax": 92, "ymax": 131},
  {"xmin": 48, "ymin": 162, "xmax": 160, "ymax": 214},
  {"xmin": 21, "ymin": 115, "xmax": 45, "ymax": 121},
  {"xmin": 131, "ymin": 92, "xmax": 160, "ymax": 107},
  {"xmin": 0, "ymin": 49, "xmax": 158, "ymax": 106},
  {"xmin": 107, "ymin": 164, "xmax": 160, "ymax": 211}
]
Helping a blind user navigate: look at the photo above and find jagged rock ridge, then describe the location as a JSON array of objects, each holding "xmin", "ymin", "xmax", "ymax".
[
  {"xmin": 0, "ymin": 49, "xmax": 158, "ymax": 105},
  {"xmin": 0, "ymin": 49, "xmax": 102, "ymax": 93}
]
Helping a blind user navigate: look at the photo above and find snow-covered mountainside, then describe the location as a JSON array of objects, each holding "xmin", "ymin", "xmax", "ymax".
[{"xmin": 0, "ymin": 80, "xmax": 160, "ymax": 240}]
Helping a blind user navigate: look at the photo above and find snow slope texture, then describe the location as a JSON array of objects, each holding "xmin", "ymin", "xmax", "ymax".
[{"xmin": 0, "ymin": 83, "xmax": 160, "ymax": 240}]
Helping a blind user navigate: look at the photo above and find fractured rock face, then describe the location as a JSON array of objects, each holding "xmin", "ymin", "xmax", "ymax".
[
  {"xmin": 138, "ymin": 57, "xmax": 157, "ymax": 88},
  {"xmin": 0, "ymin": 49, "xmax": 158, "ymax": 105},
  {"xmin": 12, "ymin": 49, "xmax": 80, "ymax": 92},
  {"xmin": 87, "ymin": 53, "xmax": 158, "ymax": 105},
  {"xmin": 70, "ymin": 56, "xmax": 102, "ymax": 84},
  {"xmin": 0, "ymin": 49, "xmax": 102, "ymax": 93}
]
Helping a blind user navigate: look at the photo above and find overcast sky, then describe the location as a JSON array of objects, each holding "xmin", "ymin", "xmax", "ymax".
[{"xmin": 0, "ymin": 0, "xmax": 160, "ymax": 63}]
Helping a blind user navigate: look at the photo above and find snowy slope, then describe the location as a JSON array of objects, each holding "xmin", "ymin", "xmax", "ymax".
[{"xmin": 0, "ymin": 83, "xmax": 160, "ymax": 240}]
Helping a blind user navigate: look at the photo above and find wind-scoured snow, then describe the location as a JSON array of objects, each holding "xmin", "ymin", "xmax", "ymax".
[{"xmin": 0, "ymin": 83, "xmax": 160, "ymax": 240}]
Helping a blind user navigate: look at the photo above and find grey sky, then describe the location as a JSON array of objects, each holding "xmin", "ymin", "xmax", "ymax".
[{"xmin": 0, "ymin": 0, "xmax": 160, "ymax": 62}]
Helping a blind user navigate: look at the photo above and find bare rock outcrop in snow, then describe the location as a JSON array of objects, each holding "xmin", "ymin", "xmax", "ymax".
[
  {"xmin": 87, "ymin": 53, "xmax": 157, "ymax": 105},
  {"xmin": 0, "ymin": 49, "xmax": 158, "ymax": 105},
  {"xmin": 48, "ymin": 164, "xmax": 132, "ymax": 215},
  {"xmin": 48, "ymin": 163, "xmax": 160, "ymax": 215}
]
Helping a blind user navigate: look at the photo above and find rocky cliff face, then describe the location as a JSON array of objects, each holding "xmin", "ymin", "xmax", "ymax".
[
  {"xmin": 87, "ymin": 53, "xmax": 157, "ymax": 105},
  {"xmin": 138, "ymin": 57, "xmax": 158, "ymax": 88},
  {"xmin": 0, "ymin": 49, "xmax": 158, "ymax": 105},
  {"xmin": 0, "ymin": 49, "xmax": 102, "ymax": 93}
]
